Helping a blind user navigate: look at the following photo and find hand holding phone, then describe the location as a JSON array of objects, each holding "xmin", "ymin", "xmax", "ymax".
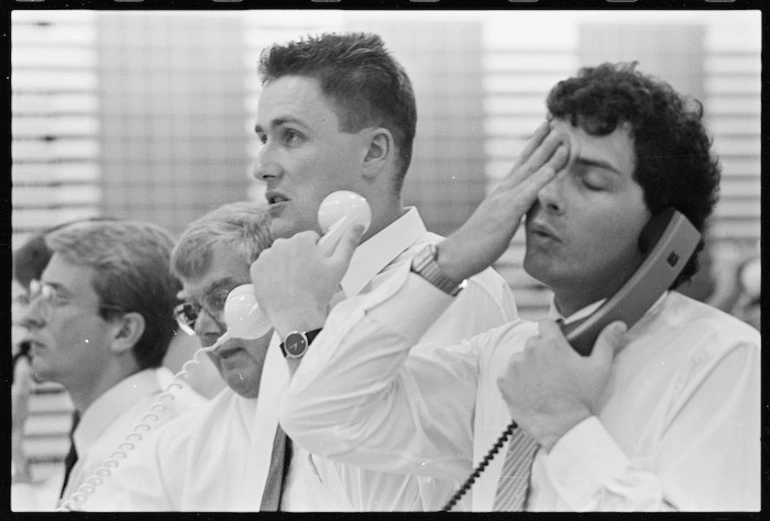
[
  {"xmin": 223, "ymin": 191, "xmax": 371, "ymax": 342},
  {"xmin": 443, "ymin": 209, "xmax": 701, "ymax": 510}
]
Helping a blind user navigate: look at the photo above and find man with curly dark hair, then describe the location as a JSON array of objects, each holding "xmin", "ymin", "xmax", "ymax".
[
  {"xmin": 545, "ymin": 62, "xmax": 720, "ymax": 290},
  {"xmin": 252, "ymin": 62, "xmax": 759, "ymax": 511}
]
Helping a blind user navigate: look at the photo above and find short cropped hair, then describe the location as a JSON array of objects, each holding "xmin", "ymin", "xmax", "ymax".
[
  {"xmin": 171, "ymin": 202, "xmax": 272, "ymax": 281},
  {"xmin": 546, "ymin": 62, "xmax": 721, "ymax": 288},
  {"xmin": 45, "ymin": 221, "xmax": 179, "ymax": 370},
  {"xmin": 258, "ymin": 32, "xmax": 417, "ymax": 192}
]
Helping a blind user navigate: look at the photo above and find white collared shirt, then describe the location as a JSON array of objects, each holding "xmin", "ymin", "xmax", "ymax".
[
  {"xmin": 83, "ymin": 208, "xmax": 515, "ymax": 512},
  {"xmin": 60, "ymin": 367, "xmax": 206, "ymax": 508},
  {"xmin": 83, "ymin": 387, "xmax": 261, "ymax": 511},
  {"xmin": 261, "ymin": 207, "xmax": 518, "ymax": 511},
  {"xmin": 281, "ymin": 265, "xmax": 761, "ymax": 511}
]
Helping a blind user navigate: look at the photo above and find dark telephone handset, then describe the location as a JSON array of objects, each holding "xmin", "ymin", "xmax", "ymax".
[
  {"xmin": 562, "ymin": 207, "xmax": 702, "ymax": 355},
  {"xmin": 441, "ymin": 208, "xmax": 701, "ymax": 511}
]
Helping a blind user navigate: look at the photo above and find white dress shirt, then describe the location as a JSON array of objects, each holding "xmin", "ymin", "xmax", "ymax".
[
  {"xmin": 281, "ymin": 263, "xmax": 761, "ymax": 511},
  {"xmin": 60, "ymin": 367, "xmax": 206, "ymax": 509},
  {"xmin": 261, "ymin": 207, "xmax": 519, "ymax": 511},
  {"xmin": 83, "ymin": 387, "xmax": 263, "ymax": 511}
]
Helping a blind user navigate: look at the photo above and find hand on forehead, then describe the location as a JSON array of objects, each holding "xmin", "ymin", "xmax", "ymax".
[{"xmin": 547, "ymin": 118, "xmax": 581, "ymax": 170}]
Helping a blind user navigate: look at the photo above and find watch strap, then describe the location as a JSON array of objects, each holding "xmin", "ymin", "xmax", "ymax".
[{"xmin": 279, "ymin": 328, "xmax": 322, "ymax": 358}]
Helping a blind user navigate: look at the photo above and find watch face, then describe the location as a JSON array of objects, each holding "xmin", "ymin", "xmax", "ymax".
[{"xmin": 284, "ymin": 332, "xmax": 308, "ymax": 358}]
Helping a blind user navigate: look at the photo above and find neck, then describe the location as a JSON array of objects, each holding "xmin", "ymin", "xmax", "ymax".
[
  {"xmin": 362, "ymin": 198, "xmax": 406, "ymax": 243},
  {"xmin": 65, "ymin": 361, "xmax": 141, "ymax": 413},
  {"xmin": 553, "ymin": 291, "xmax": 603, "ymax": 318}
]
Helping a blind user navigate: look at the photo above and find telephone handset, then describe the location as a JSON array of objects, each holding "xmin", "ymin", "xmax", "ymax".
[
  {"xmin": 221, "ymin": 190, "xmax": 373, "ymax": 340},
  {"xmin": 441, "ymin": 208, "xmax": 701, "ymax": 511},
  {"xmin": 563, "ymin": 207, "xmax": 701, "ymax": 355},
  {"xmin": 58, "ymin": 191, "xmax": 372, "ymax": 511}
]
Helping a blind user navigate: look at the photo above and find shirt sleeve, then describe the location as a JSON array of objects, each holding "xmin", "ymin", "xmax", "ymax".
[
  {"xmin": 542, "ymin": 340, "xmax": 760, "ymax": 511},
  {"xmin": 281, "ymin": 263, "xmax": 482, "ymax": 481}
]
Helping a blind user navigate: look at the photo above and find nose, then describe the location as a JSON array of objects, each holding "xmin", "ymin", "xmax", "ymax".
[
  {"xmin": 536, "ymin": 169, "xmax": 566, "ymax": 215},
  {"xmin": 193, "ymin": 306, "xmax": 226, "ymax": 339},
  {"xmin": 252, "ymin": 142, "xmax": 282, "ymax": 183},
  {"xmin": 20, "ymin": 299, "xmax": 47, "ymax": 330}
]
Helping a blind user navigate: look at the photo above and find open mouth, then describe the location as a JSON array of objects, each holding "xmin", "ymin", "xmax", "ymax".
[{"xmin": 266, "ymin": 192, "xmax": 289, "ymax": 205}]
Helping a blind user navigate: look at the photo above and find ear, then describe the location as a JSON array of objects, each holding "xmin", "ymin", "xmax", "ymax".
[
  {"xmin": 361, "ymin": 127, "xmax": 393, "ymax": 180},
  {"xmin": 109, "ymin": 311, "xmax": 146, "ymax": 355}
]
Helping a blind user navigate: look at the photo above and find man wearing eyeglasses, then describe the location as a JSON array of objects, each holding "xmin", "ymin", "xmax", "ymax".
[
  {"xmin": 18, "ymin": 220, "xmax": 206, "ymax": 510},
  {"xmin": 80, "ymin": 202, "xmax": 277, "ymax": 511}
]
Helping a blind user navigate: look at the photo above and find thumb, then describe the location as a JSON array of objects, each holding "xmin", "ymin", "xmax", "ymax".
[
  {"xmin": 331, "ymin": 224, "xmax": 364, "ymax": 265},
  {"xmin": 590, "ymin": 321, "xmax": 627, "ymax": 365}
]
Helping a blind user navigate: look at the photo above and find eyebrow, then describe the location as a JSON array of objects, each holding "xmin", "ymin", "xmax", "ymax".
[
  {"xmin": 254, "ymin": 116, "xmax": 305, "ymax": 135},
  {"xmin": 182, "ymin": 277, "xmax": 241, "ymax": 303},
  {"xmin": 39, "ymin": 280, "xmax": 75, "ymax": 301},
  {"xmin": 574, "ymin": 156, "xmax": 623, "ymax": 176},
  {"xmin": 41, "ymin": 280, "xmax": 68, "ymax": 293}
]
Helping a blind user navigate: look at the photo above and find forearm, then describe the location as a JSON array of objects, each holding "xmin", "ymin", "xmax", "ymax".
[
  {"xmin": 544, "ymin": 341, "xmax": 760, "ymax": 512},
  {"xmin": 281, "ymin": 266, "xmax": 474, "ymax": 479},
  {"xmin": 543, "ymin": 417, "xmax": 676, "ymax": 511}
]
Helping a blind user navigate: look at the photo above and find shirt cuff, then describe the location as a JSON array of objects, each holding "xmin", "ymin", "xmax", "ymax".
[
  {"xmin": 543, "ymin": 416, "xmax": 630, "ymax": 510},
  {"xmin": 369, "ymin": 263, "xmax": 456, "ymax": 344}
]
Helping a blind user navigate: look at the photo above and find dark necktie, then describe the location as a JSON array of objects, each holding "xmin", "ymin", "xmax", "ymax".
[
  {"xmin": 260, "ymin": 424, "xmax": 293, "ymax": 511},
  {"xmin": 59, "ymin": 410, "xmax": 81, "ymax": 498},
  {"xmin": 493, "ymin": 427, "xmax": 538, "ymax": 511}
]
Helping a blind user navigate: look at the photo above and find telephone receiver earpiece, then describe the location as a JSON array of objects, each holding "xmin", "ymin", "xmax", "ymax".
[
  {"xmin": 220, "ymin": 190, "xmax": 372, "ymax": 342},
  {"xmin": 560, "ymin": 208, "xmax": 701, "ymax": 356}
]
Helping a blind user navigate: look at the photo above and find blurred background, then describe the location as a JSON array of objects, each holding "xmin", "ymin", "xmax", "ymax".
[{"xmin": 10, "ymin": 8, "xmax": 761, "ymax": 492}]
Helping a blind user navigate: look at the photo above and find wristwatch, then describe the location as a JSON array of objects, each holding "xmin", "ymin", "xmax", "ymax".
[
  {"xmin": 280, "ymin": 328, "xmax": 322, "ymax": 359},
  {"xmin": 410, "ymin": 243, "xmax": 467, "ymax": 296}
]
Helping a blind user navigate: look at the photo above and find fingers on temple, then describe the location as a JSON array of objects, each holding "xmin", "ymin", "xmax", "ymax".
[
  {"xmin": 522, "ymin": 132, "xmax": 569, "ymax": 175},
  {"xmin": 511, "ymin": 121, "xmax": 551, "ymax": 170}
]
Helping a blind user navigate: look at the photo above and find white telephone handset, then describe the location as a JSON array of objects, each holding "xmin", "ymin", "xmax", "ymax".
[
  {"xmin": 58, "ymin": 191, "xmax": 371, "ymax": 511},
  {"xmin": 221, "ymin": 190, "xmax": 372, "ymax": 340}
]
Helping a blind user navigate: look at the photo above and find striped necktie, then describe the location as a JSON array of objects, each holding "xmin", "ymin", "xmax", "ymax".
[{"xmin": 493, "ymin": 427, "xmax": 538, "ymax": 511}]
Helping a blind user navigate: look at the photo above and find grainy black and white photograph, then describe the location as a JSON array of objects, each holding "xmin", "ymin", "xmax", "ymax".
[{"xmin": 9, "ymin": 5, "xmax": 761, "ymax": 513}]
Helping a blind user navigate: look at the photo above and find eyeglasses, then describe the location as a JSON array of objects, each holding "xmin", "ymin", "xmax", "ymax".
[
  {"xmin": 27, "ymin": 279, "xmax": 125, "ymax": 322},
  {"xmin": 173, "ymin": 286, "xmax": 233, "ymax": 336}
]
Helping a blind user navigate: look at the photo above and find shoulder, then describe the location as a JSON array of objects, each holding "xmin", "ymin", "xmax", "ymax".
[
  {"xmin": 662, "ymin": 292, "xmax": 759, "ymax": 347},
  {"xmin": 653, "ymin": 292, "xmax": 760, "ymax": 375}
]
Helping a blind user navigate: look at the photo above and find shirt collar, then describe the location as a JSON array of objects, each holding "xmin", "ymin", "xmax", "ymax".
[
  {"xmin": 340, "ymin": 207, "xmax": 427, "ymax": 298},
  {"xmin": 74, "ymin": 368, "xmax": 161, "ymax": 456},
  {"xmin": 548, "ymin": 291, "xmax": 670, "ymax": 326}
]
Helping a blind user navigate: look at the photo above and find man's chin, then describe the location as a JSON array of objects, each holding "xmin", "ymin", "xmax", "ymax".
[
  {"xmin": 29, "ymin": 361, "xmax": 51, "ymax": 383},
  {"xmin": 224, "ymin": 373, "xmax": 260, "ymax": 399},
  {"xmin": 268, "ymin": 216, "xmax": 298, "ymax": 240}
]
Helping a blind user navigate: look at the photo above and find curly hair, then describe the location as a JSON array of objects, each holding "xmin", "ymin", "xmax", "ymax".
[
  {"xmin": 258, "ymin": 32, "xmax": 417, "ymax": 193},
  {"xmin": 546, "ymin": 62, "xmax": 721, "ymax": 288}
]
